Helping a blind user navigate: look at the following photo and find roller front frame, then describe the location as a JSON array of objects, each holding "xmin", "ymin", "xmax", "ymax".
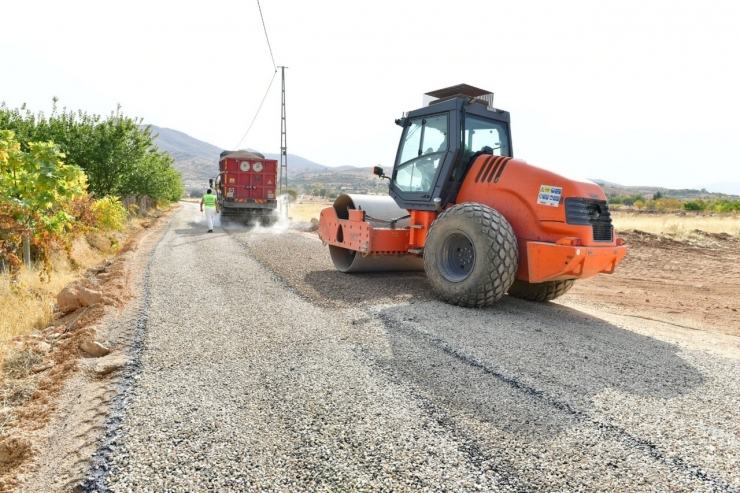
[{"xmin": 318, "ymin": 194, "xmax": 426, "ymax": 273}]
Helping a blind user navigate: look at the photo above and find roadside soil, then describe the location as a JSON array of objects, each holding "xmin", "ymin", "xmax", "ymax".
[
  {"xmin": 564, "ymin": 230, "xmax": 740, "ymax": 344},
  {"xmin": 0, "ymin": 207, "xmax": 177, "ymax": 492}
]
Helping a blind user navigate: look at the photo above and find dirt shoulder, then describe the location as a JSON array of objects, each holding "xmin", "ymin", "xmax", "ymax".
[
  {"xmin": 562, "ymin": 230, "xmax": 740, "ymax": 357},
  {"xmin": 0, "ymin": 206, "xmax": 177, "ymax": 492}
]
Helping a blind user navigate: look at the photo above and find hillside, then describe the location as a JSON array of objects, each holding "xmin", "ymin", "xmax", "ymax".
[
  {"xmin": 147, "ymin": 126, "xmax": 330, "ymax": 189},
  {"xmin": 703, "ymin": 182, "xmax": 740, "ymax": 196},
  {"xmin": 147, "ymin": 125, "xmax": 222, "ymax": 161}
]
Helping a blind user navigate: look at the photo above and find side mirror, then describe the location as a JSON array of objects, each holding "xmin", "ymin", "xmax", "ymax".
[
  {"xmin": 373, "ymin": 166, "xmax": 390, "ymax": 181},
  {"xmin": 209, "ymin": 178, "xmax": 214, "ymax": 188}
]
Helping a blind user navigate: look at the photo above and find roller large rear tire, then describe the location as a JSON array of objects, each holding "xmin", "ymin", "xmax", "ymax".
[
  {"xmin": 424, "ymin": 203, "xmax": 518, "ymax": 307},
  {"xmin": 507, "ymin": 279, "xmax": 575, "ymax": 302}
]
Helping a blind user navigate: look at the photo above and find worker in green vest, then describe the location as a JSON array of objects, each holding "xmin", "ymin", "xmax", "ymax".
[{"xmin": 200, "ymin": 188, "xmax": 220, "ymax": 233}]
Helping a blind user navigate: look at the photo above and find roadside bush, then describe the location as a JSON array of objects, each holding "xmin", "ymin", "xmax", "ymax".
[
  {"xmin": 91, "ymin": 197, "xmax": 128, "ymax": 232},
  {"xmin": 654, "ymin": 198, "xmax": 682, "ymax": 212},
  {"xmin": 683, "ymin": 200, "xmax": 705, "ymax": 211},
  {"xmin": 286, "ymin": 189, "xmax": 299, "ymax": 202}
]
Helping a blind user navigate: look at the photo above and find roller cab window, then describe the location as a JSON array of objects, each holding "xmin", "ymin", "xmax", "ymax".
[
  {"xmin": 393, "ymin": 114, "xmax": 448, "ymax": 193},
  {"xmin": 462, "ymin": 115, "xmax": 512, "ymax": 163}
]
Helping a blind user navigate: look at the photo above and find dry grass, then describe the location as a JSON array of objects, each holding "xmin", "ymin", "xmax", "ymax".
[
  {"xmin": 288, "ymin": 200, "xmax": 332, "ymax": 222},
  {"xmin": 612, "ymin": 212, "xmax": 740, "ymax": 239},
  {"xmin": 0, "ymin": 269, "xmax": 78, "ymax": 343},
  {"xmin": 1, "ymin": 351, "xmax": 42, "ymax": 381},
  {"xmin": 0, "ymin": 205, "xmax": 158, "ymax": 345},
  {"xmin": 69, "ymin": 238, "xmax": 106, "ymax": 269},
  {"xmin": 0, "ymin": 235, "xmax": 117, "ymax": 344}
]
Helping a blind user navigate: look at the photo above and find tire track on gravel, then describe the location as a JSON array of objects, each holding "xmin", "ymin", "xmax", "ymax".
[
  {"xmin": 226, "ymin": 227, "xmax": 738, "ymax": 492},
  {"xmin": 223, "ymin": 227, "xmax": 532, "ymax": 491},
  {"xmin": 375, "ymin": 313, "xmax": 739, "ymax": 493}
]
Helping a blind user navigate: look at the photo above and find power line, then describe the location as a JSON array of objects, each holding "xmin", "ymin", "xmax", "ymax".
[
  {"xmin": 257, "ymin": 0, "xmax": 276, "ymax": 71},
  {"xmin": 233, "ymin": 70, "xmax": 278, "ymax": 149}
]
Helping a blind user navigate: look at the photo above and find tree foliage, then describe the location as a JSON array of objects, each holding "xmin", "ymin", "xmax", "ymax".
[
  {"xmin": 91, "ymin": 196, "xmax": 128, "ymax": 231},
  {"xmin": 0, "ymin": 130, "xmax": 89, "ymax": 278},
  {"xmin": 285, "ymin": 188, "xmax": 298, "ymax": 202},
  {"xmin": 608, "ymin": 192, "xmax": 740, "ymax": 213},
  {"xmin": 0, "ymin": 100, "xmax": 183, "ymax": 201}
]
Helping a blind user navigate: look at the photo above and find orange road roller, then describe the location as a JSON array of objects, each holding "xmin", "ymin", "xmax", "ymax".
[{"xmin": 319, "ymin": 84, "xmax": 627, "ymax": 307}]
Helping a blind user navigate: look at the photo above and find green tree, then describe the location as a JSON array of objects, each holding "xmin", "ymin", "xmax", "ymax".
[
  {"xmin": 0, "ymin": 130, "xmax": 88, "ymax": 278},
  {"xmin": 0, "ymin": 101, "xmax": 182, "ymax": 202},
  {"xmin": 285, "ymin": 188, "xmax": 299, "ymax": 202},
  {"xmin": 682, "ymin": 200, "xmax": 705, "ymax": 211}
]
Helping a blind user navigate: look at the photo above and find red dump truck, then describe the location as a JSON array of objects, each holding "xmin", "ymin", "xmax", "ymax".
[{"xmin": 212, "ymin": 150, "xmax": 279, "ymax": 224}]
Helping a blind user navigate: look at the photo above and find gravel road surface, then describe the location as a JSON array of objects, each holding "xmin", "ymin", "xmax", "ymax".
[{"xmin": 88, "ymin": 202, "xmax": 740, "ymax": 492}]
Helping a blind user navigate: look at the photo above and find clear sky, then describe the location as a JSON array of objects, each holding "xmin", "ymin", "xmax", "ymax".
[{"xmin": 2, "ymin": 0, "xmax": 739, "ymax": 189}]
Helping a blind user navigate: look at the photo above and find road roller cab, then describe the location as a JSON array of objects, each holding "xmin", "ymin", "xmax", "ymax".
[
  {"xmin": 386, "ymin": 84, "xmax": 513, "ymax": 213},
  {"xmin": 318, "ymin": 84, "xmax": 627, "ymax": 307}
]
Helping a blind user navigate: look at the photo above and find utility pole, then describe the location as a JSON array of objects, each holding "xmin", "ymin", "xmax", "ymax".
[{"xmin": 279, "ymin": 66, "xmax": 288, "ymax": 197}]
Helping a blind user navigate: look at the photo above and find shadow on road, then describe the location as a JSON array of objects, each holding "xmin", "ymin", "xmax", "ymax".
[
  {"xmin": 374, "ymin": 297, "xmax": 704, "ymax": 439},
  {"xmin": 173, "ymin": 221, "xmax": 213, "ymax": 236},
  {"xmin": 170, "ymin": 222, "xmax": 228, "ymax": 247},
  {"xmin": 304, "ymin": 269, "xmax": 436, "ymax": 305}
]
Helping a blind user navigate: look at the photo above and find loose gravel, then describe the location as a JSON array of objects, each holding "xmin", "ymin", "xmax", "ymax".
[{"xmin": 93, "ymin": 203, "xmax": 740, "ymax": 492}]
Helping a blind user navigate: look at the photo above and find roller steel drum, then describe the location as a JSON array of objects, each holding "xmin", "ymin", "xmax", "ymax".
[{"xmin": 329, "ymin": 194, "xmax": 425, "ymax": 273}]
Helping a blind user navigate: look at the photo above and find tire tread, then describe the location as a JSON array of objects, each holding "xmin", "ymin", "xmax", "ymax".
[
  {"xmin": 424, "ymin": 203, "xmax": 518, "ymax": 307},
  {"xmin": 507, "ymin": 278, "xmax": 575, "ymax": 302}
]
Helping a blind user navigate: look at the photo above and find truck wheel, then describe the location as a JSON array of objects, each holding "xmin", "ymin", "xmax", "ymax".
[
  {"xmin": 259, "ymin": 215, "xmax": 275, "ymax": 226},
  {"xmin": 424, "ymin": 203, "xmax": 518, "ymax": 307},
  {"xmin": 507, "ymin": 279, "xmax": 575, "ymax": 302}
]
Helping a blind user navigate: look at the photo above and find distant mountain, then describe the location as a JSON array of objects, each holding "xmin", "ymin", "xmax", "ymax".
[
  {"xmin": 703, "ymin": 182, "xmax": 740, "ymax": 196},
  {"xmin": 242, "ymin": 149, "xmax": 328, "ymax": 171},
  {"xmin": 145, "ymin": 125, "xmax": 330, "ymax": 188},
  {"xmin": 147, "ymin": 125, "xmax": 222, "ymax": 161},
  {"xmin": 333, "ymin": 165, "xmax": 372, "ymax": 172}
]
